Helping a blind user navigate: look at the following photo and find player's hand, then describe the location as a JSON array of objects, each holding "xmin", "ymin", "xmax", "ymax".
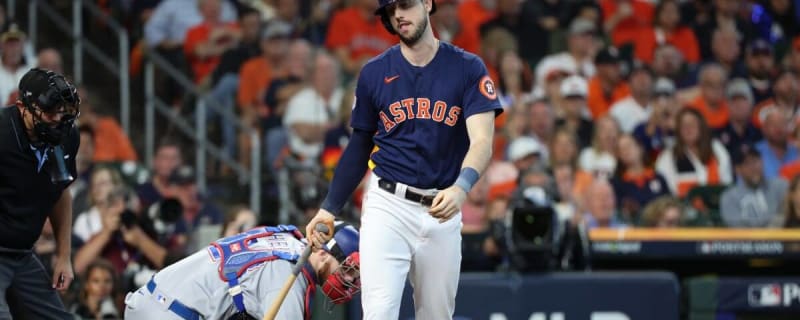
[
  {"xmin": 51, "ymin": 257, "xmax": 74, "ymax": 291},
  {"xmin": 306, "ymin": 209, "xmax": 335, "ymax": 251},
  {"xmin": 429, "ymin": 186, "xmax": 467, "ymax": 223}
]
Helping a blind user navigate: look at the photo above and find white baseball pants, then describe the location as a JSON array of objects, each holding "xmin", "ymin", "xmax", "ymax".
[{"xmin": 360, "ymin": 173, "xmax": 463, "ymax": 320}]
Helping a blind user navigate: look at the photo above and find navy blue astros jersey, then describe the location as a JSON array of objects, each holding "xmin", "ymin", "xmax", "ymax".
[{"xmin": 350, "ymin": 42, "xmax": 503, "ymax": 189}]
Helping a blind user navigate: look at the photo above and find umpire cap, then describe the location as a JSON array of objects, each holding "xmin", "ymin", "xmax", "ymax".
[
  {"xmin": 375, "ymin": 0, "xmax": 437, "ymax": 16},
  {"xmin": 323, "ymin": 222, "xmax": 359, "ymax": 263}
]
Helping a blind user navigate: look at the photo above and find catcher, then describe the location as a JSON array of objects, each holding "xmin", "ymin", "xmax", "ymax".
[{"xmin": 123, "ymin": 222, "xmax": 360, "ymax": 320}]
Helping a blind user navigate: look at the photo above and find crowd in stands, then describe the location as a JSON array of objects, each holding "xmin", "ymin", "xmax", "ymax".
[{"xmin": 2, "ymin": 0, "xmax": 800, "ymax": 318}]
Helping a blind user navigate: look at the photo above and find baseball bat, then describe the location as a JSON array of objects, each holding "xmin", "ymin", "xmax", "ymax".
[{"xmin": 262, "ymin": 222, "xmax": 333, "ymax": 320}]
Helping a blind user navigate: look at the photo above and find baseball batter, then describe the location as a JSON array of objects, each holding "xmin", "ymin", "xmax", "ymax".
[
  {"xmin": 306, "ymin": 0, "xmax": 502, "ymax": 318},
  {"xmin": 124, "ymin": 223, "xmax": 360, "ymax": 320}
]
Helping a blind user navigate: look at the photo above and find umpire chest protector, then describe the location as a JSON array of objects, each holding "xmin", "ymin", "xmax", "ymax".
[{"xmin": 207, "ymin": 225, "xmax": 316, "ymax": 318}]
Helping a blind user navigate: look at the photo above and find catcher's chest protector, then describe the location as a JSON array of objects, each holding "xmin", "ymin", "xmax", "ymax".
[{"xmin": 207, "ymin": 225, "xmax": 316, "ymax": 317}]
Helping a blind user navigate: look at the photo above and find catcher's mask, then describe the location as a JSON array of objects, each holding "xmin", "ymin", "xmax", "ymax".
[
  {"xmin": 18, "ymin": 68, "xmax": 80, "ymax": 146},
  {"xmin": 320, "ymin": 222, "xmax": 360, "ymax": 305}
]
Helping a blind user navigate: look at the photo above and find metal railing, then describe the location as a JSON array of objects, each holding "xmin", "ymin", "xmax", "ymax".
[
  {"xmin": 144, "ymin": 50, "xmax": 262, "ymax": 214},
  {"xmin": 25, "ymin": 0, "xmax": 261, "ymax": 213},
  {"xmin": 27, "ymin": 0, "xmax": 130, "ymax": 135}
]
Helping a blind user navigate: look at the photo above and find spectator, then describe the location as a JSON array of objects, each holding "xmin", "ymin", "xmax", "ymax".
[
  {"xmin": 70, "ymin": 259, "xmax": 119, "ymax": 319},
  {"xmin": 73, "ymin": 166, "xmax": 127, "ymax": 243},
  {"xmin": 324, "ymin": 0, "xmax": 394, "ymax": 75},
  {"xmin": 220, "ymin": 205, "xmax": 257, "ymax": 237},
  {"xmin": 507, "ymin": 136, "xmax": 545, "ymax": 173},
  {"xmin": 752, "ymin": 70, "xmax": 799, "ymax": 128},
  {"xmin": 634, "ymin": 0, "xmax": 700, "ymax": 65},
  {"xmin": 580, "ymin": 179, "xmax": 625, "ymax": 229},
  {"xmin": 495, "ymin": 50, "xmax": 532, "ymax": 110},
  {"xmin": 744, "ymin": 39, "xmax": 776, "ymax": 104},
  {"xmin": 633, "ymin": 77, "xmax": 678, "ymax": 161},
  {"xmin": 773, "ymin": 175, "xmax": 800, "ymax": 227},
  {"xmin": 263, "ymin": 39, "xmax": 315, "ymax": 167},
  {"xmin": 555, "ymin": 75, "xmax": 594, "ymax": 149},
  {"xmin": 77, "ymin": 87, "xmax": 138, "ymax": 162},
  {"xmin": 788, "ymin": 37, "xmax": 800, "ymax": 75},
  {"xmin": 0, "ymin": 23, "xmax": 36, "ymax": 106},
  {"xmin": 599, "ymin": 0, "xmax": 654, "ymax": 48},
  {"xmin": 481, "ymin": 27, "xmax": 519, "ymax": 85},
  {"xmin": 744, "ymin": 39, "xmax": 775, "ymax": 103},
  {"xmin": 526, "ymin": 99, "xmax": 554, "ymax": 162},
  {"xmin": 611, "ymin": 134, "xmax": 671, "ymax": 224},
  {"xmin": 704, "ymin": 28, "xmax": 747, "ymax": 79},
  {"xmin": 655, "ymin": 108, "xmax": 732, "ymax": 197},
  {"xmin": 144, "ymin": 0, "xmax": 237, "ymax": 105},
  {"xmin": 693, "ymin": 0, "xmax": 756, "ymax": 61},
  {"xmin": 166, "ymin": 165, "xmax": 224, "ymax": 243},
  {"xmin": 640, "ymin": 196, "xmax": 684, "ymax": 228},
  {"xmin": 651, "ymin": 44, "xmax": 695, "ymax": 89},
  {"xmin": 550, "ymin": 131, "xmax": 595, "ymax": 210},
  {"xmin": 586, "ymin": 47, "xmax": 630, "ymax": 119},
  {"xmin": 183, "ymin": 0, "xmax": 242, "ymax": 85},
  {"xmin": 761, "ymin": 0, "xmax": 800, "ymax": 44},
  {"xmin": 203, "ymin": 7, "xmax": 263, "ymax": 163},
  {"xmin": 578, "ymin": 116, "xmax": 620, "ymax": 178},
  {"xmin": 73, "ymin": 185, "xmax": 169, "ymax": 280},
  {"xmin": 755, "ymin": 107, "xmax": 799, "ymax": 179},
  {"xmin": 685, "ymin": 63, "xmax": 730, "ymax": 130},
  {"xmin": 610, "ymin": 65, "xmax": 654, "ymax": 133},
  {"xmin": 237, "ymin": 21, "xmax": 294, "ymax": 129},
  {"xmin": 721, "ymin": 143, "xmax": 788, "ymax": 228},
  {"xmin": 457, "ymin": 0, "xmax": 497, "ymax": 53},
  {"xmin": 281, "ymin": 50, "xmax": 343, "ymax": 161},
  {"xmin": 136, "ymin": 140, "xmax": 184, "ymax": 209},
  {"xmin": 432, "ymin": 0, "xmax": 479, "ymax": 54},
  {"xmin": 532, "ymin": 54, "xmax": 575, "ymax": 104},
  {"xmin": 535, "ymin": 17, "xmax": 598, "ymax": 92},
  {"xmin": 715, "ymin": 78, "xmax": 762, "ymax": 157},
  {"xmin": 208, "ymin": 6, "xmax": 263, "ymax": 87},
  {"xmin": 480, "ymin": 0, "xmax": 549, "ymax": 66},
  {"xmin": 35, "ymin": 47, "xmax": 63, "ymax": 74}
]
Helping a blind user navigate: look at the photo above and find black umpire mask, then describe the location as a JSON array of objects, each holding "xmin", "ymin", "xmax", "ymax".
[{"xmin": 19, "ymin": 68, "xmax": 80, "ymax": 146}]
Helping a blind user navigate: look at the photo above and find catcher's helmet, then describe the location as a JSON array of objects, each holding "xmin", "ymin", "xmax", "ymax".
[
  {"xmin": 375, "ymin": 0, "xmax": 437, "ymax": 35},
  {"xmin": 322, "ymin": 221, "xmax": 359, "ymax": 263}
]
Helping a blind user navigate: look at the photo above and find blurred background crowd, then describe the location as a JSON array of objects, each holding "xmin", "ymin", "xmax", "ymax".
[{"xmin": 3, "ymin": 0, "xmax": 800, "ymax": 318}]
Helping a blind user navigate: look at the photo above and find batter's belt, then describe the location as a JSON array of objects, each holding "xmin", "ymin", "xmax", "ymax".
[{"xmin": 376, "ymin": 178, "xmax": 437, "ymax": 207}]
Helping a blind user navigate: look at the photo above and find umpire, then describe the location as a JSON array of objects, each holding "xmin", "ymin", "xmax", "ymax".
[{"xmin": 0, "ymin": 68, "xmax": 81, "ymax": 319}]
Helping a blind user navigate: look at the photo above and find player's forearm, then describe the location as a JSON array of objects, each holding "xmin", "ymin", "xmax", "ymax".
[
  {"xmin": 320, "ymin": 129, "xmax": 375, "ymax": 214},
  {"xmin": 48, "ymin": 192, "xmax": 73, "ymax": 259},
  {"xmin": 461, "ymin": 112, "xmax": 496, "ymax": 175}
]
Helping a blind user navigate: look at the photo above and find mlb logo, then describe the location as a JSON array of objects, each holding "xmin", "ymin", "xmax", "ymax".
[
  {"xmin": 748, "ymin": 284, "xmax": 782, "ymax": 307},
  {"xmin": 231, "ymin": 243, "xmax": 242, "ymax": 252},
  {"xmin": 156, "ymin": 293, "xmax": 168, "ymax": 305}
]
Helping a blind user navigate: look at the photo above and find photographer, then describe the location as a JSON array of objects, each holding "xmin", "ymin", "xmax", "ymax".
[
  {"xmin": 73, "ymin": 185, "xmax": 169, "ymax": 293},
  {"xmin": 0, "ymin": 68, "xmax": 80, "ymax": 318}
]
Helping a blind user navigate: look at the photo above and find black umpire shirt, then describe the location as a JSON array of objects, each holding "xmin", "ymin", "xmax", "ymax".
[{"xmin": 0, "ymin": 105, "xmax": 78, "ymax": 251}]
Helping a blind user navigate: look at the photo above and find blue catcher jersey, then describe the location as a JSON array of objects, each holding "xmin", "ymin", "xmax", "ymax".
[{"xmin": 350, "ymin": 42, "xmax": 503, "ymax": 189}]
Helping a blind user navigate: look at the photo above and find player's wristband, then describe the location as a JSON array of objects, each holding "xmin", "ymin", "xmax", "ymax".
[{"xmin": 454, "ymin": 167, "xmax": 480, "ymax": 193}]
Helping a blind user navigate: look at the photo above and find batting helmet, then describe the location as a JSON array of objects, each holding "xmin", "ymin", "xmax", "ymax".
[
  {"xmin": 322, "ymin": 221, "xmax": 359, "ymax": 263},
  {"xmin": 375, "ymin": 0, "xmax": 437, "ymax": 35}
]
